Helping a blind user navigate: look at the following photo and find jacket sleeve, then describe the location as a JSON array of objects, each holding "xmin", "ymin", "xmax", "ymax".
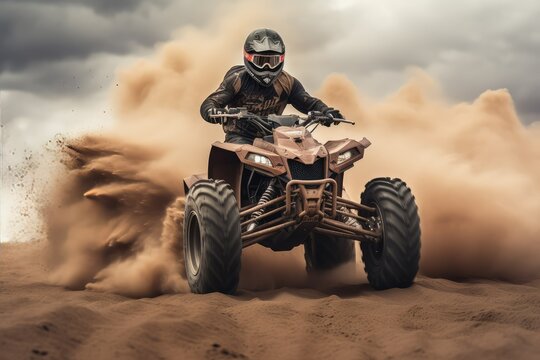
[
  {"xmin": 288, "ymin": 78, "xmax": 329, "ymax": 114},
  {"xmin": 200, "ymin": 68, "xmax": 240, "ymax": 123}
]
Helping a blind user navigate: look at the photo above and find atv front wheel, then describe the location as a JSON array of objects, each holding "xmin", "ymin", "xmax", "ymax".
[
  {"xmin": 360, "ymin": 178, "xmax": 421, "ymax": 290},
  {"xmin": 304, "ymin": 234, "xmax": 355, "ymax": 272},
  {"xmin": 183, "ymin": 179, "xmax": 241, "ymax": 294}
]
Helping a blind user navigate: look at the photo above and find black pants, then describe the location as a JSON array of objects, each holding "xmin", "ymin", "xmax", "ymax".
[{"xmin": 225, "ymin": 133, "xmax": 254, "ymax": 145}]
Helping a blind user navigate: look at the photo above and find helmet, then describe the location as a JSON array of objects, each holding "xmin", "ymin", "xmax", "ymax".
[{"xmin": 243, "ymin": 28, "xmax": 285, "ymax": 87}]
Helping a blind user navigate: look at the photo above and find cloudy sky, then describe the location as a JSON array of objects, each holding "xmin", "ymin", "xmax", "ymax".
[{"xmin": 1, "ymin": 0, "xmax": 539, "ymax": 241}]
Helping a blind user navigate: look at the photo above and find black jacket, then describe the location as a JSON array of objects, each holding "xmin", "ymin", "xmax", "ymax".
[{"xmin": 200, "ymin": 65, "xmax": 330, "ymax": 138}]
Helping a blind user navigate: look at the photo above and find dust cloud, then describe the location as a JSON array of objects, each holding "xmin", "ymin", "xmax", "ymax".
[
  {"xmin": 44, "ymin": 7, "xmax": 273, "ymax": 297},
  {"xmin": 44, "ymin": 11, "xmax": 539, "ymax": 297},
  {"xmin": 319, "ymin": 70, "xmax": 540, "ymax": 281}
]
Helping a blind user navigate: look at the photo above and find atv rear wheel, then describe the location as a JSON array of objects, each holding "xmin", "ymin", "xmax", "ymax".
[
  {"xmin": 183, "ymin": 179, "xmax": 241, "ymax": 294},
  {"xmin": 304, "ymin": 234, "xmax": 355, "ymax": 272},
  {"xmin": 360, "ymin": 178, "xmax": 420, "ymax": 290}
]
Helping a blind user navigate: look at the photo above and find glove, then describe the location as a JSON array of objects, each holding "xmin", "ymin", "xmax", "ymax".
[
  {"xmin": 323, "ymin": 107, "xmax": 344, "ymax": 126},
  {"xmin": 207, "ymin": 107, "xmax": 228, "ymax": 124}
]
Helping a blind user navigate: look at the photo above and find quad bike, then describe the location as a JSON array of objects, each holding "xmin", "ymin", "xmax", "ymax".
[{"xmin": 182, "ymin": 109, "xmax": 420, "ymax": 294}]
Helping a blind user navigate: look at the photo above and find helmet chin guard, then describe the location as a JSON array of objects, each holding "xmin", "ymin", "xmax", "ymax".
[{"xmin": 243, "ymin": 28, "xmax": 285, "ymax": 87}]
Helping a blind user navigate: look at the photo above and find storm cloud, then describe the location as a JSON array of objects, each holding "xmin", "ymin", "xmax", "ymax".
[
  {"xmin": 284, "ymin": 0, "xmax": 540, "ymax": 122},
  {"xmin": 1, "ymin": 0, "xmax": 539, "ymax": 121},
  {"xmin": 20, "ymin": 0, "xmax": 153, "ymax": 15},
  {"xmin": 0, "ymin": 0, "xmax": 213, "ymax": 71}
]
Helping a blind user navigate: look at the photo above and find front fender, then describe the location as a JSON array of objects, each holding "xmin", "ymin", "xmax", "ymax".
[
  {"xmin": 208, "ymin": 143, "xmax": 244, "ymax": 201},
  {"xmin": 325, "ymin": 137, "xmax": 371, "ymax": 173}
]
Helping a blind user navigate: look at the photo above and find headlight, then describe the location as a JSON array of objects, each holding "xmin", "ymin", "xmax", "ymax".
[
  {"xmin": 247, "ymin": 153, "xmax": 272, "ymax": 167},
  {"xmin": 337, "ymin": 150, "xmax": 353, "ymax": 165}
]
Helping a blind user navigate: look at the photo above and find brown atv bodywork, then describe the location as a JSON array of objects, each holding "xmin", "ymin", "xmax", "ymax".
[
  {"xmin": 183, "ymin": 123, "xmax": 378, "ymax": 251},
  {"xmin": 184, "ymin": 127, "xmax": 370, "ymax": 201}
]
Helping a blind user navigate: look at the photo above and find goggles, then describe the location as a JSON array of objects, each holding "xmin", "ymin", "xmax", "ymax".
[{"xmin": 244, "ymin": 51, "xmax": 284, "ymax": 70}]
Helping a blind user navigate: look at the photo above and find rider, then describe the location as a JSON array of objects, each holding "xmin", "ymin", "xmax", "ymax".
[{"xmin": 200, "ymin": 28, "xmax": 344, "ymax": 144}]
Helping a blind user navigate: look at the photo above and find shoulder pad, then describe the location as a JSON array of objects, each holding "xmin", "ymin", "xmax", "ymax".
[
  {"xmin": 274, "ymin": 70, "xmax": 295, "ymax": 96},
  {"xmin": 224, "ymin": 65, "xmax": 245, "ymax": 94}
]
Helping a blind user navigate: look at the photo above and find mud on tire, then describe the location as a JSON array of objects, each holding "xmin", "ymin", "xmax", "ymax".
[
  {"xmin": 183, "ymin": 179, "xmax": 241, "ymax": 294},
  {"xmin": 304, "ymin": 235, "xmax": 355, "ymax": 272},
  {"xmin": 360, "ymin": 177, "xmax": 421, "ymax": 290}
]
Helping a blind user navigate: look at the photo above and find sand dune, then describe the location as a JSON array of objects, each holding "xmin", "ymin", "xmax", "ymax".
[{"xmin": 1, "ymin": 241, "xmax": 539, "ymax": 360}]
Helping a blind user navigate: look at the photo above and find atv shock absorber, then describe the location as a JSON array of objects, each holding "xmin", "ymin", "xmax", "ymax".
[
  {"xmin": 339, "ymin": 205, "xmax": 361, "ymax": 228},
  {"xmin": 247, "ymin": 179, "xmax": 277, "ymax": 232}
]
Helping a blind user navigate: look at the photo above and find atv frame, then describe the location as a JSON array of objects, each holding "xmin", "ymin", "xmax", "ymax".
[{"xmin": 182, "ymin": 109, "xmax": 420, "ymax": 294}]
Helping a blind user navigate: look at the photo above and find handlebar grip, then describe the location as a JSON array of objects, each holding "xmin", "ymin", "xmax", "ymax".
[{"xmin": 209, "ymin": 113, "xmax": 245, "ymax": 119}]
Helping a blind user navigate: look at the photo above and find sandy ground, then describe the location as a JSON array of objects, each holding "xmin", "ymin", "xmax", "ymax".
[{"xmin": 1, "ymin": 241, "xmax": 539, "ymax": 360}]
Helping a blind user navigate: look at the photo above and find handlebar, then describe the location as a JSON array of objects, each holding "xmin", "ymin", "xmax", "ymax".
[{"xmin": 209, "ymin": 108, "xmax": 355, "ymax": 128}]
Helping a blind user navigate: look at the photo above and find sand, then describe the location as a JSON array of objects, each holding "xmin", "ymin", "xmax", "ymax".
[{"xmin": 1, "ymin": 241, "xmax": 539, "ymax": 360}]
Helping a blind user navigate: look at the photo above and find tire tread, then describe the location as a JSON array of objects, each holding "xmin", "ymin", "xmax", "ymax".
[
  {"xmin": 184, "ymin": 179, "xmax": 241, "ymax": 294},
  {"xmin": 360, "ymin": 177, "xmax": 421, "ymax": 290}
]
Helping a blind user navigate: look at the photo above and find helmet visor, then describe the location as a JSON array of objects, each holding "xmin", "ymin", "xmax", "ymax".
[{"xmin": 244, "ymin": 51, "xmax": 284, "ymax": 70}]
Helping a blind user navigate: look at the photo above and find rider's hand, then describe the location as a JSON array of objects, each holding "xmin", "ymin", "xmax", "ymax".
[
  {"xmin": 207, "ymin": 107, "xmax": 228, "ymax": 124},
  {"xmin": 323, "ymin": 107, "xmax": 344, "ymax": 126}
]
